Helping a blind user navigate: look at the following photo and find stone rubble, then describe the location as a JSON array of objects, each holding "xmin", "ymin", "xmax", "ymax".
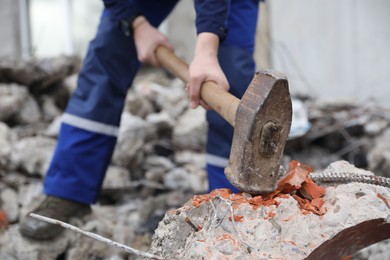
[
  {"xmin": 368, "ymin": 128, "xmax": 390, "ymax": 178},
  {"xmin": 9, "ymin": 136, "xmax": 57, "ymax": 178},
  {"xmin": 0, "ymin": 56, "xmax": 80, "ymax": 92},
  {"xmin": 0, "ymin": 83, "xmax": 29, "ymax": 122},
  {"xmin": 0, "ymin": 57, "xmax": 389, "ymax": 259}
]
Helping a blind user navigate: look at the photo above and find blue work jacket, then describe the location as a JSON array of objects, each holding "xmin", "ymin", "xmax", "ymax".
[{"xmin": 102, "ymin": 0, "xmax": 230, "ymax": 40}]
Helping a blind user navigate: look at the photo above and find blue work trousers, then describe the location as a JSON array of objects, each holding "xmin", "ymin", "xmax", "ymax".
[{"xmin": 44, "ymin": 0, "xmax": 259, "ymax": 204}]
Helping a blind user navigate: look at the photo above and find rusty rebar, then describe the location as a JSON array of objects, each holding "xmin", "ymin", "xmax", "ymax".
[{"xmin": 310, "ymin": 172, "xmax": 390, "ymax": 188}]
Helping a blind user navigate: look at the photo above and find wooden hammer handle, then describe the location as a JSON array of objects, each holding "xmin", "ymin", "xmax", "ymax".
[{"xmin": 155, "ymin": 45, "xmax": 239, "ymax": 126}]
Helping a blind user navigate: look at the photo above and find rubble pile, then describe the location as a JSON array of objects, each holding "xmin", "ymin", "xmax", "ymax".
[
  {"xmin": 0, "ymin": 58, "xmax": 208, "ymax": 259},
  {"xmin": 0, "ymin": 57, "xmax": 389, "ymax": 259},
  {"xmin": 285, "ymin": 97, "xmax": 390, "ymax": 178},
  {"xmin": 150, "ymin": 161, "xmax": 390, "ymax": 259}
]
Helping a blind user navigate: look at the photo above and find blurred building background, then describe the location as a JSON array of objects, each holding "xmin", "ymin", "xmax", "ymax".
[{"xmin": 1, "ymin": 0, "xmax": 389, "ymax": 105}]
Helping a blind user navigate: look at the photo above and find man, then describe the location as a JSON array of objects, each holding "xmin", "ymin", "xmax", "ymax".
[{"xmin": 20, "ymin": 0, "xmax": 260, "ymax": 240}]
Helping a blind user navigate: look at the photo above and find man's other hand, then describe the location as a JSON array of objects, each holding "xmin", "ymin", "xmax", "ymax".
[{"xmin": 133, "ymin": 16, "xmax": 173, "ymax": 67}]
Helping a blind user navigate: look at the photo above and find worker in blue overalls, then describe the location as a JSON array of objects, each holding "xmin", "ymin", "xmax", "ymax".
[{"xmin": 20, "ymin": 0, "xmax": 260, "ymax": 240}]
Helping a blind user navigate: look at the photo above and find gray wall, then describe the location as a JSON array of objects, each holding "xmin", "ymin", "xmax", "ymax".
[
  {"xmin": 0, "ymin": 0, "xmax": 22, "ymax": 59},
  {"xmin": 30, "ymin": 0, "xmax": 101, "ymax": 57},
  {"xmin": 269, "ymin": 0, "xmax": 390, "ymax": 105}
]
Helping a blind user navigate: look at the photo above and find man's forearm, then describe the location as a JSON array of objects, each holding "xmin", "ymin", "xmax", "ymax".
[{"xmin": 194, "ymin": 32, "xmax": 220, "ymax": 59}]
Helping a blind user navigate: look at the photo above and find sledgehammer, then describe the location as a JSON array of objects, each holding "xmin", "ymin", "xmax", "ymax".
[{"xmin": 155, "ymin": 45, "xmax": 292, "ymax": 194}]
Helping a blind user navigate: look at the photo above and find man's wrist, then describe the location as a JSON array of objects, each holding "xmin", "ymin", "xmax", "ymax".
[
  {"xmin": 132, "ymin": 16, "xmax": 147, "ymax": 33},
  {"xmin": 195, "ymin": 32, "xmax": 220, "ymax": 57}
]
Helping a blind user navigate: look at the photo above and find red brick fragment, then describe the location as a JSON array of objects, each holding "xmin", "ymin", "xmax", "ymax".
[
  {"xmin": 0, "ymin": 209, "xmax": 8, "ymax": 230},
  {"xmin": 301, "ymin": 178, "xmax": 326, "ymax": 200},
  {"xmin": 265, "ymin": 211, "xmax": 276, "ymax": 219},
  {"xmin": 210, "ymin": 188, "xmax": 232, "ymax": 199},
  {"xmin": 229, "ymin": 215, "xmax": 244, "ymax": 222},
  {"xmin": 293, "ymin": 195, "xmax": 325, "ymax": 216},
  {"xmin": 276, "ymin": 165, "xmax": 308, "ymax": 194},
  {"xmin": 276, "ymin": 160, "xmax": 326, "ymax": 215},
  {"xmin": 311, "ymin": 198, "xmax": 324, "ymax": 209},
  {"xmin": 377, "ymin": 193, "xmax": 390, "ymax": 208},
  {"xmin": 190, "ymin": 160, "xmax": 327, "ymax": 217}
]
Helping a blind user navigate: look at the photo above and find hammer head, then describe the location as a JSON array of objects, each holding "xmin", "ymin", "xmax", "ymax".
[{"xmin": 225, "ymin": 70, "xmax": 292, "ymax": 194}]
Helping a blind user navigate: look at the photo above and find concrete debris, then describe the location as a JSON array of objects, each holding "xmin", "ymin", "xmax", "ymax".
[
  {"xmin": 0, "ymin": 55, "xmax": 80, "ymax": 91},
  {"xmin": 368, "ymin": 128, "xmax": 390, "ymax": 178},
  {"xmin": 173, "ymin": 107, "xmax": 207, "ymax": 151},
  {"xmin": 40, "ymin": 95, "xmax": 63, "ymax": 122},
  {"xmin": 102, "ymin": 166, "xmax": 132, "ymax": 190},
  {"xmin": 0, "ymin": 188, "xmax": 18, "ymax": 223},
  {"xmin": 18, "ymin": 182, "xmax": 44, "ymax": 217},
  {"xmin": 286, "ymin": 99, "xmax": 390, "ymax": 173},
  {"xmin": 144, "ymin": 156, "xmax": 175, "ymax": 172},
  {"xmin": 125, "ymin": 92, "xmax": 156, "ymax": 119},
  {"xmin": 324, "ymin": 160, "xmax": 375, "ymax": 177},
  {"xmin": 150, "ymin": 161, "xmax": 390, "ymax": 259},
  {"xmin": 15, "ymin": 95, "xmax": 42, "ymax": 124},
  {"xmin": 132, "ymin": 78, "xmax": 188, "ymax": 119},
  {"xmin": 44, "ymin": 116, "xmax": 62, "ymax": 138},
  {"xmin": 0, "ymin": 83, "xmax": 29, "ymax": 122},
  {"xmin": 0, "ymin": 225, "xmax": 70, "ymax": 260},
  {"xmin": 163, "ymin": 167, "xmax": 192, "ymax": 190},
  {"xmin": 9, "ymin": 136, "xmax": 56, "ymax": 177},
  {"xmin": 111, "ymin": 112, "xmax": 150, "ymax": 172},
  {"xmin": 174, "ymin": 151, "xmax": 206, "ymax": 168},
  {"xmin": 62, "ymin": 74, "xmax": 78, "ymax": 95},
  {"xmin": 0, "ymin": 57, "xmax": 389, "ymax": 259},
  {"xmin": 0, "ymin": 122, "xmax": 11, "ymax": 169}
]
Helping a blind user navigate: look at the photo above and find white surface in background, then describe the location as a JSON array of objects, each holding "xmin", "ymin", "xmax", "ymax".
[
  {"xmin": 270, "ymin": 0, "xmax": 390, "ymax": 107},
  {"xmin": 289, "ymin": 99, "xmax": 311, "ymax": 139},
  {"xmin": 30, "ymin": 0, "xmax": 102, "ymax": 57}
]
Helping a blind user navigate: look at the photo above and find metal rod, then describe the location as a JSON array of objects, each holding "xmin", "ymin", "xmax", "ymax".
[{"xmin": 30, "ymin": 213, "xmax": 165, "ymax": 260}]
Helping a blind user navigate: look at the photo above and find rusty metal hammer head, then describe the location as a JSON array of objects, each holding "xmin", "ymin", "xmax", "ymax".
[
  {"xmin": 225, "ymin": 70, "xmax": 292, "ymax": 194},
  {"xmin": 154, "ymin": 46, "xmax": 291, "ymax": 195}
]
